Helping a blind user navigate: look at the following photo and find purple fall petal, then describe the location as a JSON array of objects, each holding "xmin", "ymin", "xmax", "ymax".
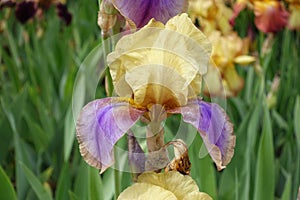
[
  {"xmin": 111, "ymin": 0, "xmax": 188, "ymax": 28},
  {"xmin": 76, "ymin": 97, "xmax": 145, "ymax": 173},
  {"xmin": 169, "ymin": 98, "xmax": 235, "ymax": 170}
]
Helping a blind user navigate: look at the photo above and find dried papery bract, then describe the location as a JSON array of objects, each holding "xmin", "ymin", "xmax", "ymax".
[
  {"xmin": 165, "ymin": 139, "xmax": 191, "ymax": 175},
  {"xmin": 98, "ymin": 0, "xmax": 117, "ymax": 37}
]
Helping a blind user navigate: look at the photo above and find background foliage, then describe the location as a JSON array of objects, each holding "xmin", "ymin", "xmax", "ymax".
[{"xmin": 0, "ymin": 0, "xmax": 299, "ymax": 199}]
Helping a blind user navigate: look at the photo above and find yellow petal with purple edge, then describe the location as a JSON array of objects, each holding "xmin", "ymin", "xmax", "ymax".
[{"xmin": 76, "ymin": 97, "xmax": 145, "ymax": 173}]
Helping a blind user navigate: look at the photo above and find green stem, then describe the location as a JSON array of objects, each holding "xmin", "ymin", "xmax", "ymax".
[
  {"xmin": 113, "ymin": 157, "xmax": 120, "ymax": 199},
  {"xmin": 101, "ymin": 27, "xmax": 114, "ymax": 96},
  {"xmin": 105, "ymin": 67, "xmax": 114, "ymax": 97},
  {"xmin": 145, "ymin": 105, "xmax": 169, "ymax": 171},
  {"xmin": 97, "ymin": 0, "xmax": 102, "ymax": 10},
  {"xmin": 145, "ymin": 127, "xmax": 169, "ymax": 172}
]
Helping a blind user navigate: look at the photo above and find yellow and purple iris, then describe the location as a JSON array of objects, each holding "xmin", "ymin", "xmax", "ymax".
[{"xmin": 76, "ymin": 14, "xmax": 236, "ymax": 173}]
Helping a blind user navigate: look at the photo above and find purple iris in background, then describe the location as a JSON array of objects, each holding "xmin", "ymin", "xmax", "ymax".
[{"xmin": 111, "ymin": 0, "xmax": 188, "ymax": 28}]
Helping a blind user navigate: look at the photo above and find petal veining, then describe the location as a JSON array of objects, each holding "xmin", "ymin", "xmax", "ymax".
[
  {"xmin": 111, "ymin": 0, "xmax": 188, "ymax": 28},
  {"xmin": 107, "ymin": 14, "xmax": 212, "ymax": 106},
  {"xmin": 169, "ymin": 98, "xmax": 235, "ymax": 170},
  {"xmin": 76, "ymin": 97, "xmax": 145, "ymax": 173}
]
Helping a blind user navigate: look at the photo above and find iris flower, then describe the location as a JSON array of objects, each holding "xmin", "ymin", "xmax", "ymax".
[
  {"xmin": 187, "ymin": 0, "xmax": 255, "ymax": 97},
  {"xmin": 204, "ymin": 31, "xmax": 255, "ymax": 97},
  {"xmin": 117, "ymin": 171, "xmax": 212, "ymax": 200},
  {"xmin": 76, "ymin": 14, "xmax": 235, "ymax": 173},
  {"xmin": 100, "ymin": 0, "xmax": 188, "ymax": 29},
  {"xmin": 188, "ymin": 0, "xmax": 233, "ymax": 35},
  {"xmin": 254, "ymin": 1, "xmax": 289, "ymax": 33},
  {"xmin": 231, "ymin": 0, "xmax": 289, "ymax": 33}
]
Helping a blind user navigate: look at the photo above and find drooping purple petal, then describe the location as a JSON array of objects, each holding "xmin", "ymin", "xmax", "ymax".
[
  {"xmin": 111, "ymin": 0, "xmax": 188, "ymax": 28},
  {"xmin": 76, "ymin": 97, "xmax": 145, "ymax": 173},
  {"xmin": 169, "ymin": 98, "xmax": 235, "ymax": 170}
]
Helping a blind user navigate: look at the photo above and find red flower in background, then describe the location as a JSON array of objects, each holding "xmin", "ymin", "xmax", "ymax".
[
  {"xmin": 231, "ymin": 0, "xmax": 290, "ymax": 33},
  {"xmin": 254, "ymin": 1, "xmax": 289, "ymax": 33}
]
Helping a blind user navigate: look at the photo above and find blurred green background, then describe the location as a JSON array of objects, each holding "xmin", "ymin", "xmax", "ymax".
[{"xmin": 0, "ymin": 0, "xmax": 300, "ymax": 199}]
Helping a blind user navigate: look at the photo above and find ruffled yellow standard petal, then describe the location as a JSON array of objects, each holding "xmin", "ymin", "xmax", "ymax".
[
  {"xmin": 183, "ymin": 192, "xmax": 213, "ymax": 200},
  {"xmin": 118, "ymin": 171, "xmax": 212, "ymax": 200},
  {"xmin": 117, "ymin": 183, "xmax": 177, "ymax": 200},
  {"xmin": 107, "ymin": 14, "xmax": 211, "ymax": 108}
]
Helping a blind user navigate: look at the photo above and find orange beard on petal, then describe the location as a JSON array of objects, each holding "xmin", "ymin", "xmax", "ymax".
[{"xmin": 133, "ymin": 83, "xmax": 182, "ymax": 110}]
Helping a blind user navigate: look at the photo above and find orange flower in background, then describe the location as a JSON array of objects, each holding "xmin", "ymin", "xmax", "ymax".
[
  {"xmin": 188, "ymin": 0, "xmax": 255, "ymax": 97},
  {"xmin": 254, "ymin": 1, "xmax": 289, "ymax": 33},
  {"xmin": 189, "ymin": 0, "xmax": 233, "ymax": 35},
  {"xmin": 204, "ymin": 31, "xmax": 255, "ymax": 97},
  {"xmin": 231, "ymin": 0, "xmax": 290, "ymax": 33}
]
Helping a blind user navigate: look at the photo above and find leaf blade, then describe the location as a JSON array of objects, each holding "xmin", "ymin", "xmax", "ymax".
[
  {"xmin": 0, "ymin": 166, "xmax": 17, "ymax": 200},
  {"xmin": 253, "ymin": 104, "xmax": 275, "ymax": 200},
  {"xmin": 20, "ymin": 162, "xmax": 53, "ymax": 200}
]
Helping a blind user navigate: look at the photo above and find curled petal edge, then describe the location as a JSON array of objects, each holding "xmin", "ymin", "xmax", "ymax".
[
  {"xmin": 169, "ymin": 98, "xmax": 236, "ymax": 170},
  {"xmin": 76, "ymin": 97, "xmax": 145, "ymax": 173}
]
